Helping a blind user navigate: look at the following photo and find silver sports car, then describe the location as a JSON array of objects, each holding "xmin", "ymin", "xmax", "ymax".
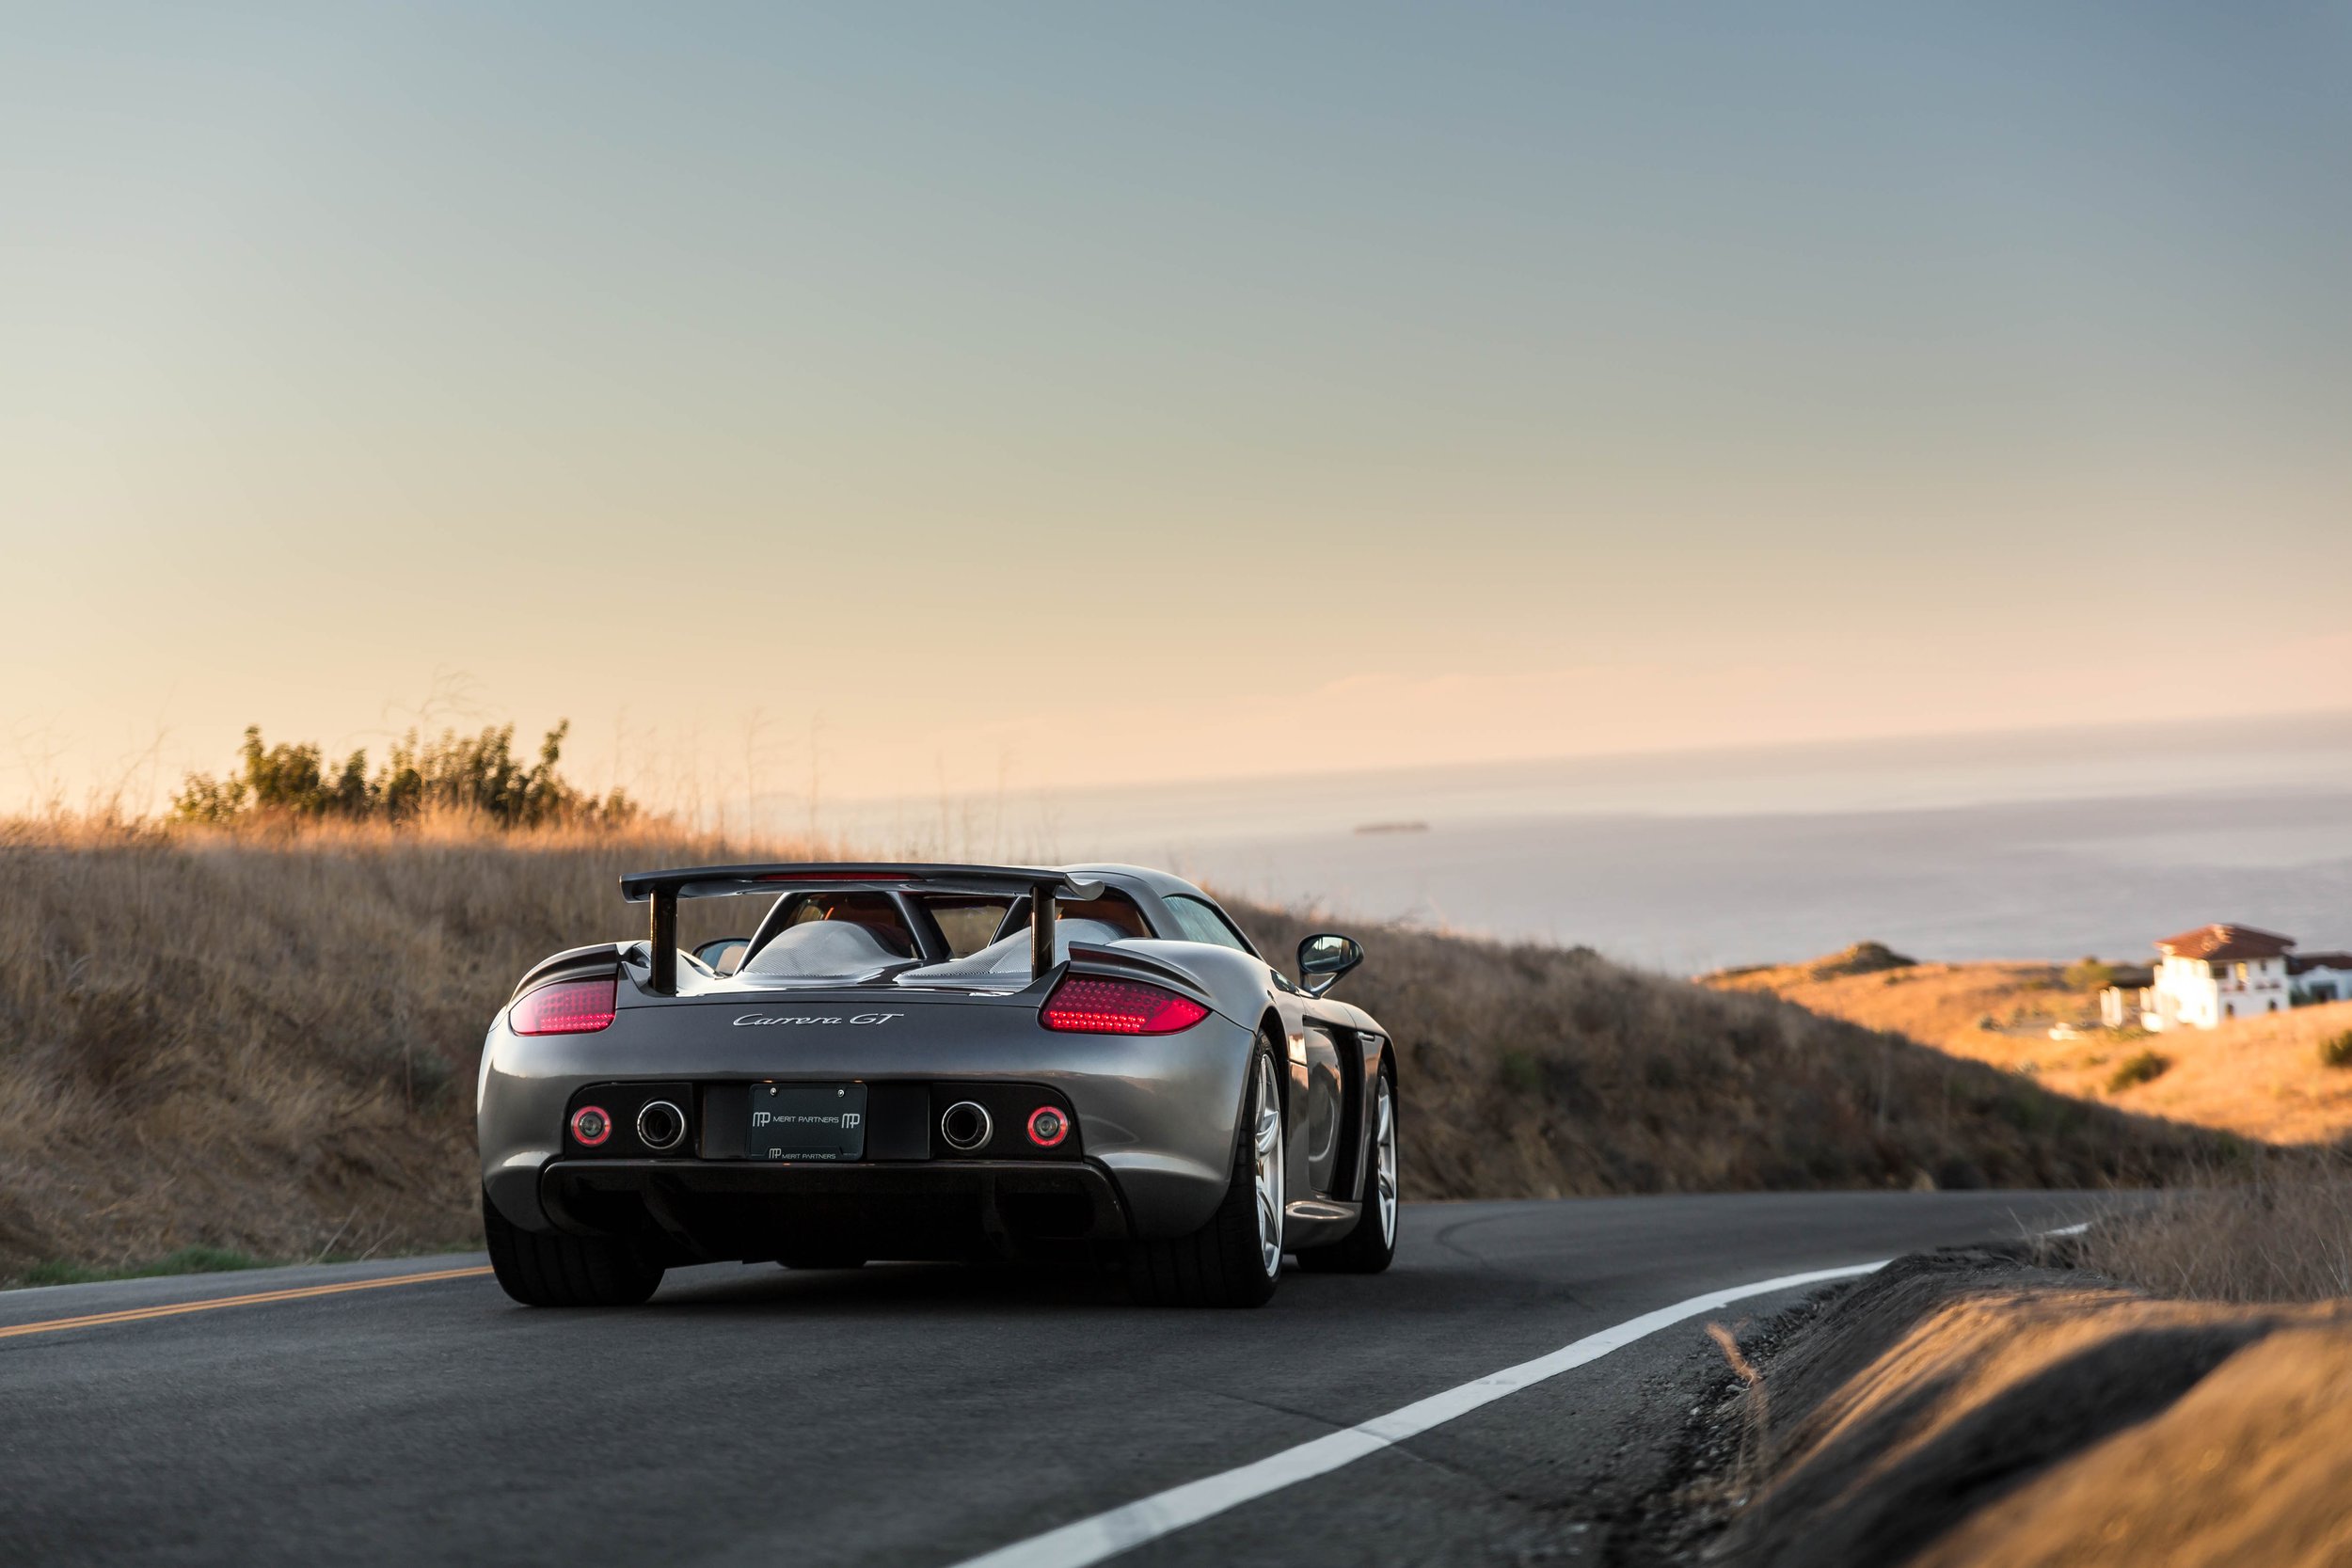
[{"xmin": 476, "ymin": 863, "xmax": 1399, "ymax": 1307}]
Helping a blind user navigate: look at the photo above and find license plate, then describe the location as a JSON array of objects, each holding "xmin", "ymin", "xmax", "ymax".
[{"xmin": 746, "ymin": 1083, "xmax": 867, "ymax": 1162}]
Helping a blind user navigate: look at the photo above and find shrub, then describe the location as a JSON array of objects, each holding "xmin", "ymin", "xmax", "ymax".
[
  {"xmin": 2319, "ymin": 1030, "xmax": 2352, "ymax": 1069},
  {"xmin": 2107, "ymin": 1050, "xmax": 2173, "ymax": 1092},
  {"xmin": 2063, "ymin": 957, "xmax": 2117, "ymax": 990},
  {"xmin": 172, "ymin": 721, "xmax": 633, "ymax": 830},
  {"xmin": 1809, "ymin": 941, "xmax": 1915, "ymax": 979}
]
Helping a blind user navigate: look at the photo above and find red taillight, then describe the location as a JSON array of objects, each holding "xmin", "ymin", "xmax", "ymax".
[
  {"xmin": 1026, "ymin": 1106, "xmax": 1070, "ymax": 1147},
  {"xmin": 569, "ymin": 1104, "xmax": 613, "ymax": 1147},
  {"xmin": 512, "ymin": 976, "xmax": 618, "ymax": 1036},
  {"xmin": 1041, "ymin": 976, "xmax": 1210, "ymax": 1036}
]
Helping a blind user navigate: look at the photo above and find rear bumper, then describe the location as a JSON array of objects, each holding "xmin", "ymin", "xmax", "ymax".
[
  {"xmin": 477, "ymin": 1006, "xmax": 1261, "ymax": 1242},
  {"xmin": 534, "ymin": 1156, "xmax": 1133, "ymax": 1262}
]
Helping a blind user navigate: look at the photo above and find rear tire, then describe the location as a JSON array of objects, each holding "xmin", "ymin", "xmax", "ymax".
[
  {"xmin": 1297, "ymin": 1064, "xmax": 1398, "ymax": 1275},
  {"xmin": 1127, "ymin": 1044, "xmax": 1285, "ymax": 1307},
  {"xmin": 483, "ymin": 1190, "xmax": 664, "ymax": 1307}
]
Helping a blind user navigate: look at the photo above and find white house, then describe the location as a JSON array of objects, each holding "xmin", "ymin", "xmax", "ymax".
[
  {"xmin": 2293, "ymin": 951, "xmax": 2352, "ymax": 1005},
  {"xmin": 2123, "ymin": 924, "xmax": 2295, "ymax": 1031}
]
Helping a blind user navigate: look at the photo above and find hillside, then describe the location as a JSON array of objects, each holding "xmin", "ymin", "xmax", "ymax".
[
  {"xmin": 1708, "ymin": 951, "xmax": 2352, "ymax": 1145},
  {"xmin": 0, "ymin": 823, "xmax": 2233, "ymax": 1282}
]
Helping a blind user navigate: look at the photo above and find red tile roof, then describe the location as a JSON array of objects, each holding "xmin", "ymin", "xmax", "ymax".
[{"xmin": 2154, "ymin": 924, "xmax": 2296, "ymax": 961}]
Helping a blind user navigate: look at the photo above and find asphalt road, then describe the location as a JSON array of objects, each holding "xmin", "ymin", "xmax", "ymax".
[{"xmin": 1, "ymin": 1192, "xmax": 2101, "ymax": 1567}]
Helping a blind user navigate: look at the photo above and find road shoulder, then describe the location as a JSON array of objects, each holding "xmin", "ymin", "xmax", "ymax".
[{"xmin": 1627, "ymin": 1243, "xmax": 2352, "ymax": 1567}]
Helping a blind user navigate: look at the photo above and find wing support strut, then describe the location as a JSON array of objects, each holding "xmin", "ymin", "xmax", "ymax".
[{"xmin": 649, "ymin": 886, "xmax": 678, "ymax": 995}]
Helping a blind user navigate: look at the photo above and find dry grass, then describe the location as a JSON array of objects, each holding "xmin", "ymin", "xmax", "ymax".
[
  {"xmin": 2076, "ymin": 1153, "xmax": 2352, "ymax": 1304},
  {"xmin": 1710, "ymin": 957, "xmax": 2352, "ymax": 1145},
  {"xmin": 1708, "ymin": 957, "xmax": 2088, "ymax": 1055},
  {"xmin": 2093, "ymin": 1005, "xmax": 2352, "ymax": 1144},
  {"xmin": 0, "ymin": 820, "xmax": 2233, "ymax": 1281},
  {"xmin": 1225, "ymin": 907, "xmax": 2223, "ymax": 1199},
  {"xmin": 1714, "ymin": 950, "xmax": 2352, "ymax": 1307},
  {"xmin": 0, "ymin": 812, "xmax": 813, "ymax": 1278},
  {"xmin": 1706, "ymin": 1319, "xmax": 1772, "ymax": 1492}
]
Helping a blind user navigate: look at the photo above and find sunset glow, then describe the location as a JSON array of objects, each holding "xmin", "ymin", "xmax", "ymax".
[{"xmin": 7, "ymin": 7, "xmax": 2347, "ymax": 813}]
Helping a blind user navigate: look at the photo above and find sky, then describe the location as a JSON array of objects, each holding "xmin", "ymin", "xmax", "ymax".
[{"xmin": 7, "ymin": 3, "xmax": 2350, "ymax": 818}]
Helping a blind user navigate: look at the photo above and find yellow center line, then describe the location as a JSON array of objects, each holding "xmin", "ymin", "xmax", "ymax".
[{"xmin": 0, "ymin": 1265, "xmax": 495, "ymax": 1339}]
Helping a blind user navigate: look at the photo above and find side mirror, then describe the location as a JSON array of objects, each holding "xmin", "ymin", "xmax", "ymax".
[
  {"xmin": 1297, "ymin": 933, "xmax": 1364, "ymax": 998},
  {"xmin": 693, "ymin": 937, "xmax": 750, "ymax": 976}
]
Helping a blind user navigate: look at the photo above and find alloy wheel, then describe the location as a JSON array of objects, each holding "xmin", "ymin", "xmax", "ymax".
[{"xmin": 1252, "ymin": 1053, "xmax": 1284, "ymax": 1277}]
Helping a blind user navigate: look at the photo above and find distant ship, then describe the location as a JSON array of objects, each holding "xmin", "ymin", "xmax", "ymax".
[{"xmin": 1353, "ymin": 819, "xmax": 1430, "ymax": 835}]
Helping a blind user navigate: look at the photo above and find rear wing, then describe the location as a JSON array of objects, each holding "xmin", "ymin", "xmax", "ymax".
[{"xmin": 618, "ymin": 863, "xmax": 1106, "ymax": 993}]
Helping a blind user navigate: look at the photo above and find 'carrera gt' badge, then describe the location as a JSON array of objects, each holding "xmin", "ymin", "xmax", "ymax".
[{"xmin": 731, "ymin": 1012, "xmax": 903, "ymax": 1027}]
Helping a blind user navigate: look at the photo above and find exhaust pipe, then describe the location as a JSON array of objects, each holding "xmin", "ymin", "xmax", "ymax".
[
  {"xmin": 939, "ymin": 1101, "xmax": 993, "ymax": 1152},
  {"xmin": 636, "ymin": 1099, "xmax": 687, "ymax": 1152}
]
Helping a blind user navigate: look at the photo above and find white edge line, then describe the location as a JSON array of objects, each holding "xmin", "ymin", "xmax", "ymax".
[{"xmin": 944, "ymin": 1258, "xmax": 1888, "ymax": 1568}]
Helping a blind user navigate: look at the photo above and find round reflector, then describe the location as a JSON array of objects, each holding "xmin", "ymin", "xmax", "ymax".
[
  {"xmin": 569, "ymin": 1104, "xmax": 612, "ymax": 1147},
  {"xmin": 1026, "ymin": 1106, "xmax": 1070, "ymax": 1148}
]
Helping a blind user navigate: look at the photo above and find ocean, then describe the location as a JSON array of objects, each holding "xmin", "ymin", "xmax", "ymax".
[{"xmin": 817, "ymin": 714, "xmax": 2352, "ymax": 974}]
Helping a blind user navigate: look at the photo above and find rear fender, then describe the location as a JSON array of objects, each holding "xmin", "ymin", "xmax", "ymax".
[
  {"xmin": 508, "ymin": 942, "xmax": 628, "ymax": 1002},
  {"xmin": 1062, "ymin": 942, "xmax": 1216, "ymax": 1009}
]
